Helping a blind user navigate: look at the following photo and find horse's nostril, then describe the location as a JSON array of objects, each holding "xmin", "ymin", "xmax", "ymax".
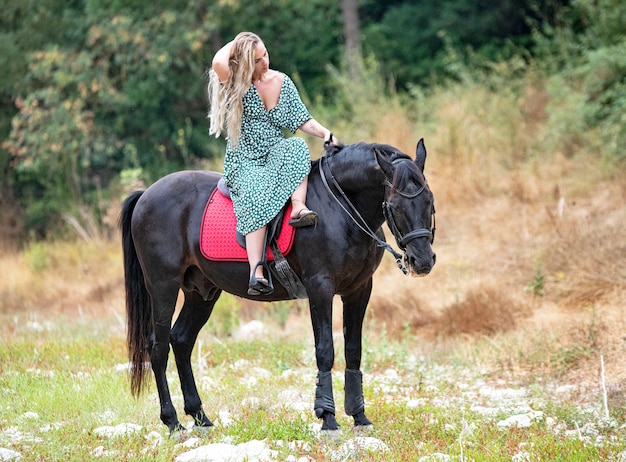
[{"xmin": 432, "ymin": 253, "xmax": 437, "ymax": 265}]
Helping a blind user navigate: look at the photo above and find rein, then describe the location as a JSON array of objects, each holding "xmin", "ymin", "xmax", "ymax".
[{"xmin": 319, "ymin": 154, "xmax": 429, "ymax": 275}]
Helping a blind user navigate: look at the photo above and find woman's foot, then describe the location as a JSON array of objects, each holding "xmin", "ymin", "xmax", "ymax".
[
  {"xmin": 248, "ymin": 274, "xmax": 273, "ymax": 295},
  {"xmin": 289, "ymin": 200, "xmax": 318, "ymax": 227},
  {"xmin": 289, "ymin": 208, "xmax": 318, "ymax": 227},
  {"xmin": 248, "ymin": 261, "xmax": 273, "ymax": 295}
]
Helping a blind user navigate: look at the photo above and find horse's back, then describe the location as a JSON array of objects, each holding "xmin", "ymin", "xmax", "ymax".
[
  {"xmin": 136, "ymin": 170, "xmax": 219, "ymax": 213},
  {"xmin": 132, "ymin": 170, "xmax": 221, "ymax": 262},
  {"xmin": 141, "ymin": 170, "xmax": 220, "ymax": 198}
]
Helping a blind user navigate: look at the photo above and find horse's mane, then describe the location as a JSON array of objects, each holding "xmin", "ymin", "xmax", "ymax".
[{"xmin": 319, "ymin": 142, "xmax": 426, "ymax": 194}]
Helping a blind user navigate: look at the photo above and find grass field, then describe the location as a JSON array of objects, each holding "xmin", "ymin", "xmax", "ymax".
[{"xmin": 1, "ymin": 309, "xmax": 625, "ymax": 461}]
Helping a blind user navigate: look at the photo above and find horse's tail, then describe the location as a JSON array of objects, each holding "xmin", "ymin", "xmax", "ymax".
[{"xmin": 119, "ymin": 190, "xmax": 152, "ymax": 397}]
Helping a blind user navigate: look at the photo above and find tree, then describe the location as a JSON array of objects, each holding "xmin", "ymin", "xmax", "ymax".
[
  {"xmin": 3, "ymin": 5, "xmax": 219, "ymax": 236},
  {"xmin": 361, "ymin": 0, "xmax": 562, "ymax": 87},
  {"xmin": 341, "ymin": 0, "xmax": 362, "ymax": 80}
]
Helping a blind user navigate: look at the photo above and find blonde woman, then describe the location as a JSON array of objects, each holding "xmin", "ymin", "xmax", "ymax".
[{"xmin": 208, "ymin": 32, "xmax": 337, "ymax": 296}]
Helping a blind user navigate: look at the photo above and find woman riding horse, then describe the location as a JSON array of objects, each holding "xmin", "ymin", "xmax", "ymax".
[{"xmin": 208, "ymin": 31, "xmax": 339, "ymax": 295}]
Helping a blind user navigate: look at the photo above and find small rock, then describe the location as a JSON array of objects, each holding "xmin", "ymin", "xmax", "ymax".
[
  {"xmin": 278, "ymin": 389, "xmax": 310, "ymax": 413},
  {"xmin": 469, "ymin": 405, "xmax": 499, "ymax": 416},
  {"xmin": 252, "ymin": 367, "xmax": 271, "ymax": 379},
  {"xmin": 90, "ymin": 446, "xmax": 111, "ymax": 457},
  {"xmin": 0, "ymin": 448, "xmax": 22, "ymax": 462},
  {"xmin": 497, "ymin": 411, "xmax": 543, "ymax": 429},
  {"xmin": 216, "ymin": 410, "xmax": 234, "ymax": 427},
  {"xmin": 479, "ymin": 386, "xmax": 526, "ymax": 400},
  {"xmin": 145, "ymin": 431, "xmax": 163, "ymax": 443},
  {"xmin": 498, "ymin": 414, "xmax": 532, "ymax": 429},
  {"xmin": 177, "ymin": 437, "xmax": 202, "ymax": 449},
  {"xmin": 288, "ymin": 440, "xmax": 312, "ymax": 452},
  {"xmin": 555, "ymin": 384, "xmax": 577, "ymax": 394},
  {"xmin": 114, "ymin": 363, "xmax": 131, "ymax": 373},
  {"xmin": 512, "ymin": 451, "xmax": 531, "ymax": 462},
  {"xmin": 383, "ymin": 369, "xmax": 399, "ymax": 382},
  {"xmin": 241, "ymin": 397, "xmax": 261, "ymax": 408}
]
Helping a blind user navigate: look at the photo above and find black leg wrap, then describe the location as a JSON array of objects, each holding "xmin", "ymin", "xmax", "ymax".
[
  {"xmin": 344, "ymin": 368, "xmax": 365, "ymax": 416},
  {"xmin": 314, "ymin": 371, "xmax": 335, "ymax": 418}
]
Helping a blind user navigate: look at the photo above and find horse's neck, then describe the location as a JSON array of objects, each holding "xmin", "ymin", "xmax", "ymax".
[{"xmin": 322, "ymin": 150, "xmax": 386, "ymax": 229}]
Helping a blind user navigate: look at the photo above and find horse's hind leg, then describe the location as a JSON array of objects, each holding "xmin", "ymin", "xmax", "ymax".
[
  {"xmin": 170, "ymin": 288, "xmax": 221, "ymax": 431},
  {"xmin": 148, "ymin": 282, "xmax": 183, "ymax": 433},
  {"xmin": 342, "ymin": 281, "xmax": 374, "ymax": 428}
]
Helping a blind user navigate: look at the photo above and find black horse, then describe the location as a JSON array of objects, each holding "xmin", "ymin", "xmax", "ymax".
[{"xmin": 120, "ymin": 139, "xmax": 436, "ymax": 434}]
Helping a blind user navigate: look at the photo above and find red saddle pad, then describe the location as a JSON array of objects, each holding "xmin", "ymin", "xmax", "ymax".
[{"xmin": 200, "ymin": 188, "xmax": 296, "ymax": 262}]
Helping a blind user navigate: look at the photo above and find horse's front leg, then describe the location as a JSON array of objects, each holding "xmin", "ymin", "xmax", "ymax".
[
  {"xmin": 342, "ymin": 280, "xmax": 374, "ymax": 428},
  {"xmin": 308, "ymin": 283, "xmax": 339, "ymax": 431}
]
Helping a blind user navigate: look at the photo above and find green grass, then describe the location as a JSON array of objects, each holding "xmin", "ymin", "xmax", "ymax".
[{"xmin": 1, "ymin": 313, "xmax": 625, "ymax": 461}]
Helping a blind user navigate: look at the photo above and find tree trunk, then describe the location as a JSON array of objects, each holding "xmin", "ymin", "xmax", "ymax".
[{"xmin": 341, "ymin": 0, "xmax": 361, "ymax": 79}]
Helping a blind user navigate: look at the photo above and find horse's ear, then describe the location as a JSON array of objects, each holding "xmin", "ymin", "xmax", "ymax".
[
  {"xmin": 324, "ymin": 143, "xmax": 344, "ymax": 156},
  {"xmin": 374, "ymin": 148, "xmax": 394, "ymax": 179},
  {"xmin": 415, "ymin": 138, "xmax": 427, "ymax": 172}
]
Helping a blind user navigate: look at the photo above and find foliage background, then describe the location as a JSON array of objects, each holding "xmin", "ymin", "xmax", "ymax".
[{"xmin": 0, "ymin": 0, "xmax": 624, "ymax": 239}]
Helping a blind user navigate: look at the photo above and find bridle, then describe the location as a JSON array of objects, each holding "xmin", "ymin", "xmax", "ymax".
[
  {"xmin": 319, "ymin": 154, "xmax": 435, "ymax": 275},
  {"xmin": 383, "ymin": 175, "xmax": 436, "ymax": 249}
]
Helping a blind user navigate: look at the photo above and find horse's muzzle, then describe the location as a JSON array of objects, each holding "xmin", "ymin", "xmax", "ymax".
[{"xmin": 406, "ymin": 251, "xmax": 436, "ymax": 277}]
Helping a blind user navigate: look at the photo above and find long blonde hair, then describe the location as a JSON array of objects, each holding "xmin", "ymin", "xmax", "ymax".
[{"xmin": 208, "ymin": 32, "xmax": 261, "ymax": 148}]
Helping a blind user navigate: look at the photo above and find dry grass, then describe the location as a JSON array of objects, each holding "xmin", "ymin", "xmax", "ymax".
[
  {"xmin": 432, "ymin": 285, "xmax": 531, "ymax": 337},
  {"xmin": 541, "ymin": 183, "xmax": 626, "ymax": 307},
  {"xmin": 0, "ymin": 239, "xmax": 124, "ymax": 318}
]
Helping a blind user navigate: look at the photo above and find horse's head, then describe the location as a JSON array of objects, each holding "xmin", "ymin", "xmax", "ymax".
[{"xmin": 375, "ymin": 139, "xmax": 436, "ymax": 276}]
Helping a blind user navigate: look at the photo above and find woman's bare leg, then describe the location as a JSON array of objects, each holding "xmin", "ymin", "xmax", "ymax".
[
  {"xmin": 290, "ymin": 176, "xmax": 311, "ymax": 219},
  {"xmin": 245, "ymin": 226, "xmax": 267, "ymax": 280}
]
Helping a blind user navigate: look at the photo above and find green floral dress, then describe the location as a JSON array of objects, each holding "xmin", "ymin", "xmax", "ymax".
[{"xmin": 223, "ymin": 74, "xmax": 312, "ymax": 235}]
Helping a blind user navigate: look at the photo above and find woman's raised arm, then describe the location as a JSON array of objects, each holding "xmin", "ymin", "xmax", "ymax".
[{"xmin": 212, "ymin": 41, "xmax": 234, "ymax": 83}]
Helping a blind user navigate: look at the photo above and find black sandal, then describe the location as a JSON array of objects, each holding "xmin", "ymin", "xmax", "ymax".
[
  {"xmin": 288, "ymin": 209, "xmax": 318, "ymax": 228},
  {"xmin": 247, "ymin": 261, "xmax": 274, "ymax": 295}
]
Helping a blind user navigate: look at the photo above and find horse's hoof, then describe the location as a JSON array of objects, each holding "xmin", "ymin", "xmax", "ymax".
[
  {"xmin": 319, "ymin": 410, "xmax": 340, "ymax": 431},
  {"xmin": 353, "ymin": 412, "xmax": 373, "ymax": 428}
]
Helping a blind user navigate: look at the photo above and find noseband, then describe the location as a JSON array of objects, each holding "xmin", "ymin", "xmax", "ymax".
[{"xmin": 319, "ymin": 154, "xmax": 435, "ymax": 275}]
